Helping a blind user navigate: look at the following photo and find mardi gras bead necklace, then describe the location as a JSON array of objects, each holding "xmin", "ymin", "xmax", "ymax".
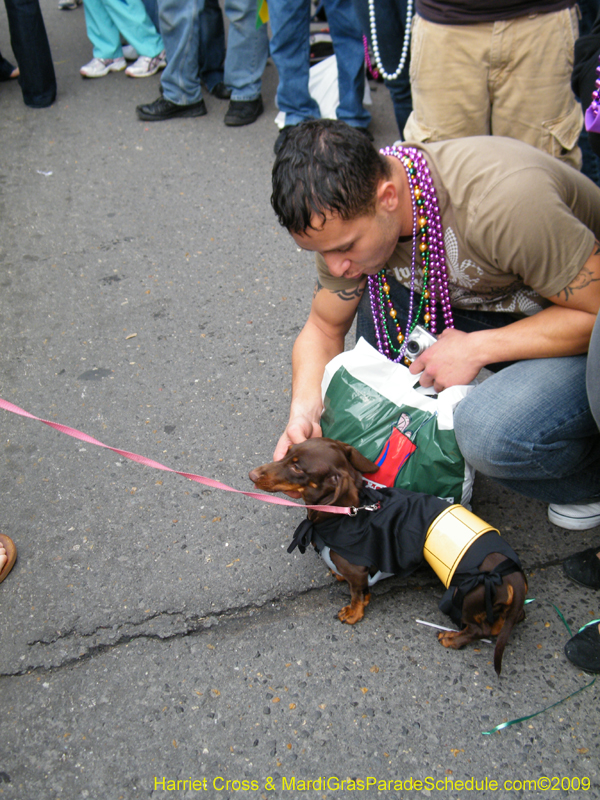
[{"xmin": 368, "ymin": 146, "xmax": 453, "ymax": 363}]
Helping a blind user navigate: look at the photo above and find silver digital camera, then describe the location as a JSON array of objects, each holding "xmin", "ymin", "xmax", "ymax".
[{"xmin": 404, "ymin": 325, "xmax": 437, "ymax": 362}]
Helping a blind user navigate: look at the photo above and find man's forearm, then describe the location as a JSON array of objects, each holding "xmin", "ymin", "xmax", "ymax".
[
  {"xmin": 273, "ymin": 320, "xmax": 346, "ymax": 460},
  {"xmin": 470, "ymin": 305, "xmax": 595, "ymax": 364},
  {"xmin": 289, "ymin": 319, "xmax": 346, "ymax": 423}
]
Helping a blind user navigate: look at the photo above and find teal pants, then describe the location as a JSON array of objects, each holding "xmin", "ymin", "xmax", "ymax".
[{"xmin": 82, "ymin": 0, "xmax": 163, "ymax": 60}]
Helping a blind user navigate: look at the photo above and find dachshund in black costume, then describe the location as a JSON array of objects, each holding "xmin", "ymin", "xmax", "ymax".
[{"xmin": 250, "ymin": 438, "xmax": 528, "ymax": 675}]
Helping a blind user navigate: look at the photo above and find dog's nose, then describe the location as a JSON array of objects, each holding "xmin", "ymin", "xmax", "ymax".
[{"xmin": 248, "ymin": 468, "xmax": 260, "ymax": 483}]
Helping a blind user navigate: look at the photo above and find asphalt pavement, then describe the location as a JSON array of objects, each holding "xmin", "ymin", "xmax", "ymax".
[{"xmin": 0, "ymin": 3, "xmax": 599, "ymax": 798}]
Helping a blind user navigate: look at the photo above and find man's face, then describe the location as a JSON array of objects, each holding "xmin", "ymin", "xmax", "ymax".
[{"xmin": 291, "ymin": 208, "xmax": 401, "ymax": 281}]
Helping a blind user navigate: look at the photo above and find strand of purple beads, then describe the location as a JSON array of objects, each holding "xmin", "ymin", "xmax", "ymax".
[{"xmin": 368, "ymin": 146, "xmax": 454, "ymax": 363}]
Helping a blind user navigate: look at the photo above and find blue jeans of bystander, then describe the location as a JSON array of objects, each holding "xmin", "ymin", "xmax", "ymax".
[
  {"xmin": 224, "ymin": 0, "xmax": 268, "ymax": 101},
  {"xmin": 268, "ymin": 0, "xmax": 371, "ymax": 128},
  {"xmin": 157, "ymin": 0, "xmax": 204, "ymax": 104},
  {"xmin": 158, "ymin": 0, "xmax": 267, "ymax": 105},
  {"xmin": 200, "ymin": 0, "xmax": 226, "ymax": 93}
]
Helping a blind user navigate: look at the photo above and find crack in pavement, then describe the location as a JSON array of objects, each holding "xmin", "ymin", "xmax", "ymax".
[
  {"xmin": 2, "ymin": 557, "xmax": 560, "ymax": 678},
  {"xmin": 2, "ymin": 582, "xmax": 347, "ymax": 677}
]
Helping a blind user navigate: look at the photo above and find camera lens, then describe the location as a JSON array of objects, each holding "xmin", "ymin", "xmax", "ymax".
[{"xmin": 406, "ymin": 340, "xmax": 421, "ymax": 356}]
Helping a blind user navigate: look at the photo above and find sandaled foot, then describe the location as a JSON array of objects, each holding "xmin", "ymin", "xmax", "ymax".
[
  {"xmin": 0, "ymin": 57, "xmax": 18, "ymax": 81},
  {"xmin": 0, "ymin": 534, "xmax": 17, "ymax": 584}
]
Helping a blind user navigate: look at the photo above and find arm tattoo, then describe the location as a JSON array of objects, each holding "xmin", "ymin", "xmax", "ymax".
[
  {"xmin": 313, "ymin": 280, "xmax": 365, "ymax": 302},
  {"xmin": 336, "ymin": 284, "xmax": 366, "ymax": 302},
  {"xmin": 557, "ymin": 261, "xmax": 600, "ymax": 302}
]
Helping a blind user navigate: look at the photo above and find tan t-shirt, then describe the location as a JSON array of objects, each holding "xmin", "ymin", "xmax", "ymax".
[{"xmin": 316, "ymin": 136, "xmax": 600, "ymax": 316}]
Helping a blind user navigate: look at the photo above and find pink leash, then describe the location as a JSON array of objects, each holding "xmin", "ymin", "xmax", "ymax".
[{"xmin": 0, "ymin": 397, "xmax": 354, "ymax": 516}]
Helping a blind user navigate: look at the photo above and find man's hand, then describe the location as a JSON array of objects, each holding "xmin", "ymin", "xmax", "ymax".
[
  {"xmin": 409, "ymin": 328, "xmax": 484, "ymax": 391},
  {"xmin": 273, "ymin": 415, "xmax": 322, "ymax": 462}
]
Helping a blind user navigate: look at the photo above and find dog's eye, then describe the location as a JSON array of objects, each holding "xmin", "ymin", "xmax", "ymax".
[{"xmin": 290, "ymin": 463, "xmax": 304, "ymax": 473}]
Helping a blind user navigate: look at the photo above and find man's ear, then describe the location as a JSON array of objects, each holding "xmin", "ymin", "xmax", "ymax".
[{"xmin": 376, "ymin": 179, "xmax": 399, "ymax": 213}]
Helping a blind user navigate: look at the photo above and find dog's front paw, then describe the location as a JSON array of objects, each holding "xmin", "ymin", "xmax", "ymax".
[
  {"xmin": 338, "ymin": 605, "xmax": 363, "ymax": 624},
  {"xmin": 338, "ymin": 596, "xmax": 369, "ymax": 625}
]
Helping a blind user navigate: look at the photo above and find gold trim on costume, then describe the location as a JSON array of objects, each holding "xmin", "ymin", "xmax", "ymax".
[{"xmin": 424, "ymin": 505, "xmax": 499, "ymax": 588}]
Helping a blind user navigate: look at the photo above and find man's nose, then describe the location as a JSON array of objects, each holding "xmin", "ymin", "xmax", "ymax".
[{"xmin": 323, "ymin": 253, "xmax": 351, "ymax": 278}]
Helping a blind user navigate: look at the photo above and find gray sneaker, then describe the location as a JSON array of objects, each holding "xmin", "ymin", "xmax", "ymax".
[
  {"xmin": 125, "ymin": 51, "xmax": 167, "ymax": 78},
  {"xmin": 80, "ymin": 57, "xmax": 126, "ymax": 78}
]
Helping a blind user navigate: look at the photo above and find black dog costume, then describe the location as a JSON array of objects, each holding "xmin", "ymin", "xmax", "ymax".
[{"xmin": 288, "ymin": 484, "xmax": 524, "ymax": 627}]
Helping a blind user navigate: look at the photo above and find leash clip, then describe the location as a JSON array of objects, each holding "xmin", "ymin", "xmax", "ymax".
[{"xmin": 349, "ymin": 502, "xmax": 381, "ymax": 516}]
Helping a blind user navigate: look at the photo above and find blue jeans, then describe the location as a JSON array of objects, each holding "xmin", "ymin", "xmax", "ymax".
[
  {"xmin": 357, "ymin": 282, "xmax": 600, "ymax": 504},
  {"xmin": 4, "ymin": 0, "xmax": 56, "ymax": 108},
  {"xmin": 351, "ymin": 0, "xmax": 412, "ymax": 135},
  {"xmin": 224, "ymin": 0, "xmax": 268, "ymax": 101},
  {"xmin": 200, "ymin": 0, "xmax": 226, "ymax": 93},
  {"xmin": 141, "ymin": 0, "xmax": 159, "ymax": 28},
  {"xmin": 158, "ymin": 0, "xmax": 267, "ymax": 105},
  {"xmin": 157, "ymin": 0, "xmax": 226, "ymax": 93},
  {"xmin": 268, "ymin": 0, "xmax": 371, "ymax": 128}
]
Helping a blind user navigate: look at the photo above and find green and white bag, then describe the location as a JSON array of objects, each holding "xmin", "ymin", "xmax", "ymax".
[{"xmin": 320, "ymin": 338, "xmax": 475, "ymax": 505}]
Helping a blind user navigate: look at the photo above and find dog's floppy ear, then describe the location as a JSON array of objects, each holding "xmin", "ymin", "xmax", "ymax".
[
  {"xmin": 302, "ymin": 469, "xmax": 358, "ymax": 506},
  {"xmin": 342, "ymin": 443, "xmax": 378, "ymax": 474}
]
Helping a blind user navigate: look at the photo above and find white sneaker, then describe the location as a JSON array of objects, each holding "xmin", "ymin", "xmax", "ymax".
[
  {"xmin": 80, "ymin": 57, "xmax": 126, "ymax": 78},
  {"xmin": 122, "ymin": 45, "xmax": 139, "ymax": 61},
  {"xmin": 548, "ymin": 501, "xmax": 600, "ymax": 530},
  {"xmin": 125, "ymin": 51, "xmax": 166, "ymax": 78}
]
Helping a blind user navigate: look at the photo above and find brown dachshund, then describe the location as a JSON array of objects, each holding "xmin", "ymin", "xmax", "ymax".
[{"xmin": 249, "ymin": 437, "xmax": 527, "ymax": 675}]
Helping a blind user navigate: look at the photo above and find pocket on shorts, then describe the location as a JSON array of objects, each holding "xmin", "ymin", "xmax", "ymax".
[{"xmin": 541, "ymin": 101, "xmax": 583, "ymax": 159}]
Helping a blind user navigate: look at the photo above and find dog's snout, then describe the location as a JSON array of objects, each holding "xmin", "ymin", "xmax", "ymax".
[{"xmin": 248, "ymin": 467, "xmax": 262, "ymax": 483}]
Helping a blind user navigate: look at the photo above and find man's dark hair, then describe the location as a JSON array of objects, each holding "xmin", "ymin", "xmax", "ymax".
[{"xmin": 271, "ymin": 119, "xmax": 391, "ymax": 234}]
